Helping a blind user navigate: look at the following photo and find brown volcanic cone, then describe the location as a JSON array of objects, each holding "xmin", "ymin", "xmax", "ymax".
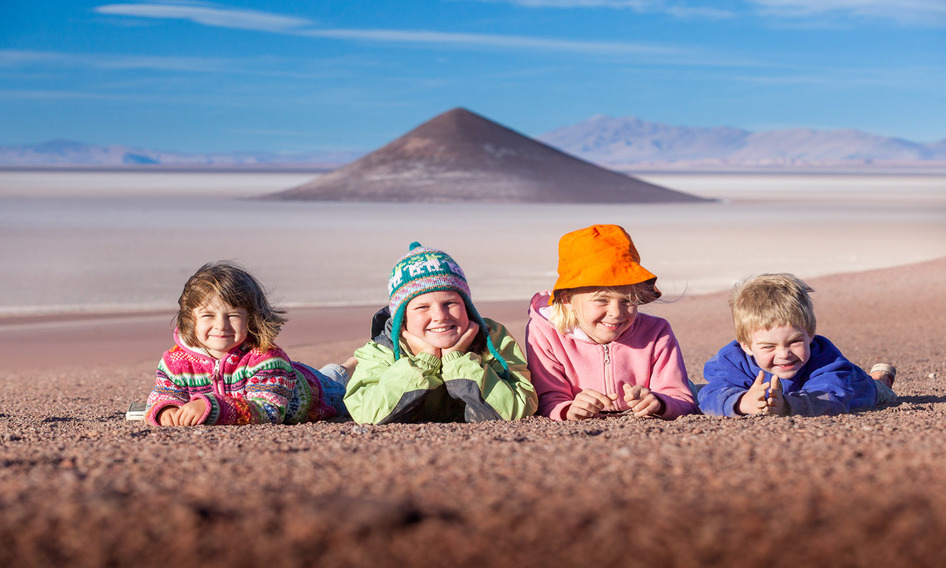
[{"xmin": 270, "ymin": 107, "xmax": 708, "ymax": 203}]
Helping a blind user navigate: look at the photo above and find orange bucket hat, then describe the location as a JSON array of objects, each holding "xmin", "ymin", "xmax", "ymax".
[{"xmin": 551, "ymin": 224, "xmax": 660, "ymax": 302}]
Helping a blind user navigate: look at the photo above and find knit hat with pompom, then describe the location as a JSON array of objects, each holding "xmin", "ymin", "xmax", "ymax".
[{"xmin": 387, "ymin": 242, "xmax": 509, "ymax": 378}]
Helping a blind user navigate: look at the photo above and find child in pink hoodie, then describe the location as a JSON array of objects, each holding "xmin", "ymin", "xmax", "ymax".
[{"xmin": 526, "ymin": 224, "xmax": 697, "ymax": 421}]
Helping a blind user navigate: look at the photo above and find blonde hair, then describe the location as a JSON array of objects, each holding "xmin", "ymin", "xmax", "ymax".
[
  {"xmin": 549, "ymin": 283, "xmax": 659, "ymax": 335},
  {"xmin": 177, "ymin": 261, "xmax": 286, "ymax": 352},
  {"xmin": 730, "ymin": 273, "xmax": 816, "ymax": 346}
]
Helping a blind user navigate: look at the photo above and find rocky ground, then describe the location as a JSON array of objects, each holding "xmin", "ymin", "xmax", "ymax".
[{"xmin": 2, "ymin": 259, "xmax": 944, "ymax": 568}]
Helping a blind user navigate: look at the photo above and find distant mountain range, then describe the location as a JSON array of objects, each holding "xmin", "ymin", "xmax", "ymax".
[
  {"xmin": 0, "ymin": 139, "xmax": 362, "ymax": 169},
  {"xmin": 2, "ymin": 116, "xmax": 944, "ymax": 170},
  {"xmin": 537, "ymin": 116, "xmax": 946, "ymax": 169}
]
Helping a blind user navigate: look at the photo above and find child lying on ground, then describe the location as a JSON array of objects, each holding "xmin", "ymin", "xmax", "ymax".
[
  {"xmin": 146, "ymin": 261, "xmax": 352, "ymax": 426},
  {"xmin": 343, "ymin": 242, "xmax": 537, "ymax": 424},
  {"xmin": 698, "ymin": 273, "xmax": 896, "ymax": 417},
  {"xmin": 526, "ymin": 224, "xmax": 697, "ymax": 421}
]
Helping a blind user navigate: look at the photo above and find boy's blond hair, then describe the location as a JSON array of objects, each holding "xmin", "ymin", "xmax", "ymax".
[
  {"xmin": 549, "ymin": 283, "xmax": 659, "ymax": 335},
  {"xmin": 177, "ymin": 261, "xmax": 287, "ymax": 352},
  {"xmin": 730, "ymin": 273, "xmax": 816, "ymax": 346}
]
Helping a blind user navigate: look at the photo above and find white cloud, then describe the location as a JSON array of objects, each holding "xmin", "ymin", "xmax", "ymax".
[
  {"xmin": 480, "ymin": 0, "xmax": 946, "ymax": 25},
  {"xmin": 0, "ymin": 50, "xmax": 63, "ymax": 66},
  {"xmin": 0, "ymin": 88, "xmax": 127, "ymax": 101},
  {"xmin": 91, "ymin": 3, "xmax": 712, "ymax": 61},
  {"xmin": 95, "ymin": 2, "xmax": 312, "ymax": 32},
  {"xmin": 748, "ymin": 0, "xmax": 946, "ymax": 26},
  {"xmin": 474, "ymin": 0, "xmax": 736, "ymax": 19},
  {"xmin": 0, "ymin": 49, "xmax": 234, "ymax": 73},
  {"xmin": 299, "ymin": 28, "xmax": 683, "ymax": 56}
]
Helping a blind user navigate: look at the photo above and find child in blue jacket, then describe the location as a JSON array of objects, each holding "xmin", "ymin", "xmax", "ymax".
[{"xmin": 698, "ymin": 273, "xmax": 896, "ymax": 417}]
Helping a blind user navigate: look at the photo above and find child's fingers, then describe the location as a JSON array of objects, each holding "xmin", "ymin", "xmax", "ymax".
[
  {"xmin": 632, "ymin": 397, "xmax": 661, "ymax": 417},
  {"xmin": 578, "ymin": 389, "xmax": 614, "ymax": 411},
  {"xmin": 770, "ymin": 375, "xmax": 782, "ymax": 394},
  {"xmin": 450, "ymin": 322, "xmax": 480, "ymax": 352},
  {"xmin": 751, "ymin": 370, "xmax": 766, "ymax": 388},
  {"xmin": 401, "ymin": 329, "xmax": 438, "ymax": 356},
  {"xmin": 623, "ymin": 384, "xmax": 643, "ymax": 402},
  {"xmin": 465, "ymin": 321, "xmax": 480, "ymax": 336},
  {"xmin": 568, "ymin": 397, "xmax": 605, "ymax": 420},
  {"xmin": 157, "ymin": 407, "xmax": 176, "ymax": 426},
  {"xmin": 401, "ymin": 329, "xmax": 423, "ymax": 345}
]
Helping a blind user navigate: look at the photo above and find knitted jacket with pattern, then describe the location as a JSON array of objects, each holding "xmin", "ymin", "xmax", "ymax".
[{"xmin": 146, "ymin": 330, "xmax": 336, "ymax": 426}]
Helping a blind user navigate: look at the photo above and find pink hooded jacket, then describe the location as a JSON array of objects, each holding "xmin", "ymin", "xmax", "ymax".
[{"xmin": 525, "ymin": 292, "xmax": 696, "ymax": 421}]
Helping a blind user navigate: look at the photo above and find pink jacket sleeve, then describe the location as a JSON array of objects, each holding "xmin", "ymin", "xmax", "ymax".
[
  {"xmin": 645, "ymin": 323, "xmax": 697, "ymax": 419},
  {"xmin": 525, "ymin": 311, "xmax": 578, "ymax": 421}
]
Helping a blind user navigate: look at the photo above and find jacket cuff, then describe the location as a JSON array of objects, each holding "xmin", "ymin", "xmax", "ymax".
[
  {"xmin": 191, "ymin": 393, "xmax": 216, "ymax": 425},
  {"xmin": 651, "ymin": 393, "xmax": 671, "ymax": 419},
  {"xmin": 724, "ymin": 391, "xmax": 744, "ymax": 417},
  {"xmin": 415, "ymin": 352, "xmax": 443, "ymax": 370},
  {"xmin": 441, "ymin": 350, "xmax": 468, "ymax": 363},
  {"xmin": 550, "ymin": 401, "xmax": 570, "ymax": 422}
]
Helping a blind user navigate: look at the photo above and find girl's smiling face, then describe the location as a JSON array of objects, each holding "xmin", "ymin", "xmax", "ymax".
[
  {"xmin": 564, "ymin": 288, "xmax": 638, "ymax": 345},
  {"xmin": 192, "ymin": 295, "xmax": 249, "ymax": 359},
  {"xmin": 403, "ymin": 290, "xmax": 471, "ymax": 350},
  {"xmin": 740, "ymin": 324, "xmax": 812, "ymax": 380}
]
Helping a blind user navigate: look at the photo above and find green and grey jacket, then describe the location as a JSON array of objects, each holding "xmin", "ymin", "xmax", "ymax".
[{"xmin": 343, "ymin": 308, "xmax": 538, "ymax": 424}]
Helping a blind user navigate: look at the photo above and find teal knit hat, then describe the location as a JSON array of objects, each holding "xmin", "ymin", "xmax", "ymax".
[{"xmin": 387, "ymin": 242, "xmax": 509, "ymax": 379}]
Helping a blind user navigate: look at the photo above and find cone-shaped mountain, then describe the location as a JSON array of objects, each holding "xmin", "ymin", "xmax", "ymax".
[{"xmin": 270, "ymin": 108, "xmax": 708, "ymax": 203}]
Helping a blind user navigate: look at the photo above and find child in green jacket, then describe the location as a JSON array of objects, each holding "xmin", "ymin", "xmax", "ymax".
[{"xmin": 344, "ymin": 242, "xmax": 538, "ymax": 424}]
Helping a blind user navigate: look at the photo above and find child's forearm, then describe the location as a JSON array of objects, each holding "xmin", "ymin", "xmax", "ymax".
[
  {"xmin": 345, "ymin": 348, "xmax": 443, "ymax": 424},
  {"xmin": 442, "ymin": 353, "xmax": 537, "ymax": 421}
]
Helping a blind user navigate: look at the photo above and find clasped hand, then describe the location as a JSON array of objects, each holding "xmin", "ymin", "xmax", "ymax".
[
  {"xmin": 565, "ymin": 384, "xmax": 662, "ymax": 421},
  {"xmin": 157, "ymin": 399, "xmax": 208, "ymax": 426},
  {"xmin": 737, "ymin": 370, "xmax": 787, "ymax": 416}
]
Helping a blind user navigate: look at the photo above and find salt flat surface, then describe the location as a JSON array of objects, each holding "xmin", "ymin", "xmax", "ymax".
[{"xmin": 1, "ymin": 171, "xmax": 943, "ymax": 315}]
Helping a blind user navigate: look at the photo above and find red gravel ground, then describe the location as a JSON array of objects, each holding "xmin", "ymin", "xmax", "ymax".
[{"xmin": 2, "ymin": 259, "xmax": 944, "ymax": 568}]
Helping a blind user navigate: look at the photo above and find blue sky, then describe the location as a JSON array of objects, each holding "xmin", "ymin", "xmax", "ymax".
[{"xmin": 2, "ymin": 1, "xmax": 944, "ymax": 153}]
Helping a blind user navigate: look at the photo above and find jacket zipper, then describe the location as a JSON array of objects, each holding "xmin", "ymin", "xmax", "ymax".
[
  {"xmin": 603, "ymin": 344, "xmax": 612, "ymax": 397},
  {"xmin": 213, "ymin": 358, "xmax": 223, "ymax": 396}
]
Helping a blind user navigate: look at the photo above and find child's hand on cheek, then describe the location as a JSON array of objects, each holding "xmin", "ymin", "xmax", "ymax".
[
  {"xmin": 175, "ymin": 399, "xmax": 208, "ymax": 426},
  {"xmin": 623, "ymin": 384, "xmax": 663, "ymax": 417},
  {"xmin": 402, "ymin": 329, "xmax": 441, "ymax": 358},
  {"xmin": 443, "ymin": 321, "xmax": 480, "ymax": 355},
  {"xmin": 737, "ymin": 370, "xmax": 770, "ymax": 415},
  {"xmin": 565, "ymin": 389, "xmax": 617, "ymax": 421}
]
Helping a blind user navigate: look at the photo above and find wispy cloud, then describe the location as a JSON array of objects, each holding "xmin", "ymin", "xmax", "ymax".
[
  {"xmin": 748, "ymin": 0, "xmax": 946, "ymax": 26},
  {"xmin": 95, "ymin": 3, "xmax": 312, "ymax": 32},
  {"xmin": 0, "ymin": 88, "xmax": 130, "ymax": 101},
  {"xmin": 298, "ymin": 28, "xmax": 684, "ymax": 56},
  {"xmin": 226, "ymin": 128, "xmax": 315, "ymax": 137},
  {"xmin": 0, "ymin": 49, "xmax": 237, "ymax": 73},
  {"xmin": 93, "ymin": 2, "xmax": 708, "ymax": 61},
  {"xmin": 474, "ymin": 0, "xmax": 736, "ymax": 19},
  {"xmin": 482, "ymin": 0, "xmax": 946, "ymax": 26}
]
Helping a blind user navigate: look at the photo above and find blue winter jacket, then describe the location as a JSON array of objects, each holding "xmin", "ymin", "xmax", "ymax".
[{"xmin": 698, "ymin": 335, "xmax": 877, "ymax": 417}]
